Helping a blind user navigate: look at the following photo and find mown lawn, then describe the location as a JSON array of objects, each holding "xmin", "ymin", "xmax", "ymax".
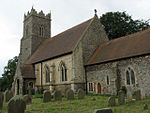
[{"xmin": 1, "ymin": 94, "xmax": 150, "ymax": 113}]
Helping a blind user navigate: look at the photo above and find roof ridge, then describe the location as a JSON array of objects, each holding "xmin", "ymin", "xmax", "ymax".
[
  {"xmin": 99, "ymin": 28, "xmax": 150, "ymax": 45},
  {"xmin": 38, "ymin": 18, "xmax": 94, "ymax": 44}
]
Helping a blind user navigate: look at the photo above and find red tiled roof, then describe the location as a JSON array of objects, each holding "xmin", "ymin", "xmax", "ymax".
[
  {"xmin": 21, "ymin": 64, "xmax": 35, "ymax": 78},
  {"xmin": 87, "ymin": 28, "xmax": 150, "ymax": 65},
  {"xmin": 27, "ymin": 18, "xmax": 93, "ymax": 64}
]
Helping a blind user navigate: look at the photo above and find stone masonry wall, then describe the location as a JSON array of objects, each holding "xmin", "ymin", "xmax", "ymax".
[
  {"xmin": 86, "ymin": 55, "xmax": 150, "ymax": 96},
  {"xmin": 34, "ymin": 54, "xmax": 72, "ymax": 94},
  {"xmin": 72, "ymin": 15, "xmax": 108, "ymax": 92}
]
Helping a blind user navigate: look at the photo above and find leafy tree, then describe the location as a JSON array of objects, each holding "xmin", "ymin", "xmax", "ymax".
[
  {"xmin": 0, "ymin": 56, "xmax": 18, "ymax": 91},
  {"xmin": 100, "ymin": 11, "xmax": 150, "ymax": 40}
]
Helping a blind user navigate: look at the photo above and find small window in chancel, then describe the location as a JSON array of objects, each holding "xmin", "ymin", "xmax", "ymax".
[{"xmin": 106, "ymin": 76, "xmax": 110, "ymax": 85}]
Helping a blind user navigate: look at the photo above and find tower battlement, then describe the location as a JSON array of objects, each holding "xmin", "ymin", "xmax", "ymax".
[{"xmin": 24, "ymin": 7, "xmax": 51, "ymax": 21}]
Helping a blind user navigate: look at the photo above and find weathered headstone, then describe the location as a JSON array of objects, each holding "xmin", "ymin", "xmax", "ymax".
[
  {"xmin": 141, "ymin": 89, "xmax": 146, "ymax": 99},
  {"xmin": 23, "ymin": 95, "xmax": 32, "ymax": 104},
  {"xmin": 8, "ymin": 95, "xmax": 26, "ymax": 113},
  {"xmin": 43, "ymin": 90, "xmax": 51, "ymax": 102},
  {"xmin": 77, "ymin": 89, "xmax": 85, "ymax": 99},
  {"xmin": 66, "ymin": 89, "xmax": 74, "ymax": 100},
  {"xmin": 108, "ymin": 96, "xmax": 116, "ymax": 106},
  {"xmin": 144, "ymin": 104, "xmax": 148, "ymax": 110},
  {"xmin": 136, "ymin": 90, "xmax": 141, "ymax": 101},
  {"xmin": 5, "ymin": 90, "xmax": 13, "ymax": 102},
  {"xmin": 54, "ymin": 90, "xmax": 62, "ymax": 101},
  {"xmin": 93, "ymin": 108, "xmax": 113, "ymax": 113},
  {"xmin": 118, "ymin": 90, "xmax": 125, "ymax": 105},
  {"xmin": 0, "ymin": 92, "xmax": 4, "ymax": 110},
  {"xmin": 127, "ymin": 91, "xmax": 132, "ymax": 102}
]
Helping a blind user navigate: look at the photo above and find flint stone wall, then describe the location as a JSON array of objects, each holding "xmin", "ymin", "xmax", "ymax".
[{"xmin": 86, "ymin": 55, "xmax": 150, "ymax": 96}]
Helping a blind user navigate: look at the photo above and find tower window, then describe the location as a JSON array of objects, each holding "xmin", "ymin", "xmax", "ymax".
[{"xmin": 39, "ymin": 26, "xmax": 44, "ymax": 36}]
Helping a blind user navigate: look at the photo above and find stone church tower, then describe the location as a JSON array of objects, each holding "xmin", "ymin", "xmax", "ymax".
[{"xmin": 12, "ymin": 7, "xmax": 51, "ymax": 95}]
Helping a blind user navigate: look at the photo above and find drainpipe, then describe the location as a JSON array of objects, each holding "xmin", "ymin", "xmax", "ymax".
[{"xmin": 41, "ymin": 62, "xmax": 43, "ymax": 89}]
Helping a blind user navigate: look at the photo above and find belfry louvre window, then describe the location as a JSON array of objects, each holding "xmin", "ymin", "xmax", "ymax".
[{"xmin": 39, "ymin": 26, "xmax": 44, "ymax": 36}]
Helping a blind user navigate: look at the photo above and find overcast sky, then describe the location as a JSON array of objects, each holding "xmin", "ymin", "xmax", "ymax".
[{"xmin": 0, "ymin": 0, "xmax": 150, "ymax": 77}]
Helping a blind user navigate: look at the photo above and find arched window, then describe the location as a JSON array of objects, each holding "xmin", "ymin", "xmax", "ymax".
[
  {"xmin": 131, "ymin": 70, "xmax": 135, "ymax": 85},
  {"xmin": 39, "ymin": 26, "xmax": 44, "ymax": 36},
  {"xmin": 126, "ymin": 70, "xmax": 130, "ymax": 85},
  {"xmin": 45, "ymin": 65, "xmax": 50, "ymax": 83},
  {"xmin": 59, "ymin": 61, "xmax": 67, "ymax": 82},
  {"xmin": 125, "ymin": 67, "xmax": 136, "ymax": 85}
]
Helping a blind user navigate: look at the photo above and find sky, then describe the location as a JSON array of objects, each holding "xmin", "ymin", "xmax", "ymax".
[{"xmin": 0, "ymin": 0, "xmax": 150, "ymax": 77}]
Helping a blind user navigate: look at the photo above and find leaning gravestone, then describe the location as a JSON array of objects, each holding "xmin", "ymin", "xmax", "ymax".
[
  {"xmin": 93, "ymin": 108, "xmax": 113, "ymax": 113},
  {"xmin": 23, "ymin": 95, "xmax": 32, "ymax": 104},
  {"xmin": 118, "ymin": 90, "xmax": 125, "ymax": 105},
  {"xmin": 136, "ymin": 90, "xmax": 141, "ymax": 101},
  {"xmin": 5, "ymin": 90, "xmax": 13, "ymax": 102},
  {"xmin": 0, "ymin": 92, "xmax": 4, "ymax": 110},
  {"xmin": 108, "ymin": 96, "xmax": 116, "ymax": 106},
  {"xmin": 8, "ymin": 95, "xmax": 26, "ymax": 113},
  {"xmin": 77, "ymin": 89, "xmax": 85, "ymax": 99},
  {"xmin": 43, "ymin": 90, "xmax": 51, "ymax": 102},
  {"xmin": 54, "ymin": 90, "xmax": 62, "ymax": 101},
  {"xmin": 66, "ymin": 89, "xmax": 74, "ymax": 100}
]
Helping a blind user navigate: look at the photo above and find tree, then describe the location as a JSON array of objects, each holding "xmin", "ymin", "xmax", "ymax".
[
  {"xmin": 100, "ymin": 11, "xmax": 150, "ymax": 40},
  {"xmin": 0, "ymin": 56, "xmax": 18, "ymax": 91}
]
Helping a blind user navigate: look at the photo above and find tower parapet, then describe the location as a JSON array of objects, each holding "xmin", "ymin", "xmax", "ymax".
[{"xmin": 24, "ymin": 7, "xmax": 51, "ymax": 21}]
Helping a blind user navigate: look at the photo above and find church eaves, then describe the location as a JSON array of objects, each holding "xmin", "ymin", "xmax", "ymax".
[{"xmin": 87, "ymin": 28, "xmax": 150, "ymax": 65}]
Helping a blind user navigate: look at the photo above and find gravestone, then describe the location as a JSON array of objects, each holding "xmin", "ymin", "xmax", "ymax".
[
  {"xmin": 23, "ymin": 95, "xmax": 32, "ymax": 104},
  {"xmin": 136, "ymin": 90, "xmax": 141, "ymax": 101},
  {"xmin": 54, "ymin": 90, "xmax": 62, "ymax": 101},
  {"xmin": 127, "ymin": 91, "xmax": 132, "ymax": 102},
  {"xmin": 0, "ymin": 92, "xmax": 4, "ymax": 110},
  {"xmin": 141, "ymin": 89, "xmax": 146, "ymax": 99},
  {"xmin": 66, "ymin": 89, "xmax": 74, "ymax": 100},
  {"xmin": 118, "ymin": 90, "xmax": 125, "ymax": 105},
  {"xmin": 5, "ymin": 90, "xmax": 13, "ymax": 102},
  {"xmin": 43, "ymin": 90, "xmax": 51, "ymax": 102},
  {"xmin": 108, "ymin": 96, "xmax": 116, "ymax": 106},
  {"xmin": 93, "ymin": 108, "xmax": 113, "ymax": 113},
  {"xmin": 77, "ymin": 89, "xmax": 85, "ymax": 99},
  {"xmin": 144, "ymin": 104, "xmax": 148, "ymax": 110},
  {"xmin": 8, "ymin": 95, "xmax": 26, "ymax": 113}
]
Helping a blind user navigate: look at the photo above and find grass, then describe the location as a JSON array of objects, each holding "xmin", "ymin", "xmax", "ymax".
[{"xmin": 1, "ymin": 94, "xmax": 150, "ymax": 113}]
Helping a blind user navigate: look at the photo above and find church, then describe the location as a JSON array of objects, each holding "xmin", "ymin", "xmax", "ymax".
[{"xmin": 12, "ymin": 8, "xmax": 150, "ymax": 97}]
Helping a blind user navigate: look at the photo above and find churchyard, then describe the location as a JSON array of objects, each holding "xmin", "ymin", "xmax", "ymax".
[{"xmin": 1, "ymin": 90, "xmax": 150, "ymax": 113}]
